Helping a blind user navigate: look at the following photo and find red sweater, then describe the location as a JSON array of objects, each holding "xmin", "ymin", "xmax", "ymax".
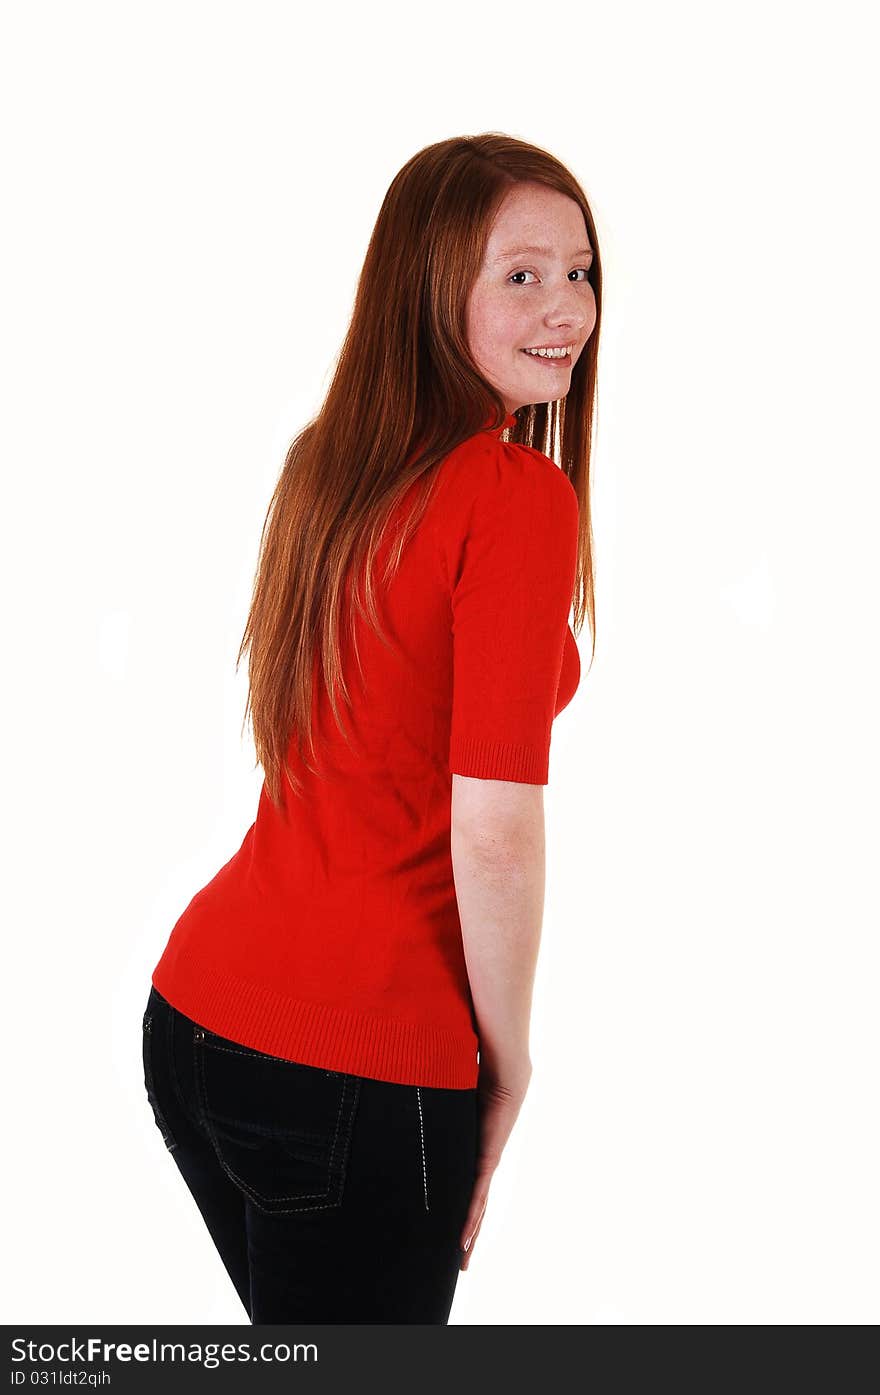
[{"xmin": 151, "ymin": 414, "xmax": 581, "ymax": 1089}]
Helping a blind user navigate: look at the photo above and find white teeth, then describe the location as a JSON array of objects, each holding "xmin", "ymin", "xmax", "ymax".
[{"xmin": 523, "ymin": 345, "xmax": 571, "ymax": 358}]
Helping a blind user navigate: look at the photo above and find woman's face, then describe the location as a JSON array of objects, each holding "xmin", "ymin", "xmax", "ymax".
[{"xmin": 466, "ymin": 181, "xmax": 596, "ymax": 414}]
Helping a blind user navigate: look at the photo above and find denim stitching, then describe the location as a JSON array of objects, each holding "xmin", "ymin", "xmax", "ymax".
[
  {"xmin": 416, "ymin": 1086, "xmax": 429, "ymax": 1210},
  {"xmin": 328, "ymin": 1075, "xmax": 360, "ymax": 1178},
  {"xmin": 166, "ymin": 1000, "xmax": 190, "ymax": 1122},
  {"xmin": 193, "ymin": 1026, "xmax": 356, "ymax": 1213},
  {"xmin": 195, "ymin": 1033, "xmax": 339, "ymax": 1082},
  {"xmin": 200, "ymin": 1038, "xmax": 313, "ymax": 1067},
  {"xmin": 142, "ymin": 1012, "xmax": 179, "ymax": 1152}
]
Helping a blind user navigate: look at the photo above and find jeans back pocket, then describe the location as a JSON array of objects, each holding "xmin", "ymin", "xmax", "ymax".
[{"xmin": 192, "ymin": 1026, "xmax": 362, "ymax": 1215}]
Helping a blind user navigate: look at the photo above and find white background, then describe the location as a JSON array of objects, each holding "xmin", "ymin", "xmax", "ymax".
[{"xmin": 2, "ymin": 0, "xmax": 877, "ymax": 1326}]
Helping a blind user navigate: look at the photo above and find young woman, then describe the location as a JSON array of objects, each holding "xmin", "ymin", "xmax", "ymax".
[{"xmin": 141, "ymin": 131, "xmax": 601, "ymax": 1324}]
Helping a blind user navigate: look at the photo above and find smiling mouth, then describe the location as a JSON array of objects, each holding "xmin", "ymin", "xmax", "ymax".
[{"xmin": 521, "ymin": 348, "xmax": 572, "ymax": 365}]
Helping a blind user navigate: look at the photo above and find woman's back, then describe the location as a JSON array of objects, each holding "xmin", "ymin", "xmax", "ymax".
[{"xmin": 150, "ymin": 416, "xmax": 580, "ymax": 1090}]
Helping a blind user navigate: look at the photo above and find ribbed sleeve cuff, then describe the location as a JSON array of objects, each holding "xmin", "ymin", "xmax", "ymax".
[{"xmin": 448, "ymin": 735, "xmax": 549, "ymax": 784}]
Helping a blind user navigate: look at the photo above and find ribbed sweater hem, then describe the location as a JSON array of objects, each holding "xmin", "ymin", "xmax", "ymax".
[{"xmin": 151, "ymin": 951, "xmax": 479, "ymax": 1090}]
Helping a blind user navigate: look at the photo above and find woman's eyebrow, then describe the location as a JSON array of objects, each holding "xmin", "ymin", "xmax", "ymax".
[{"xmin": 493, "ymin": 244, "xmax": 593, "ymax": 260}]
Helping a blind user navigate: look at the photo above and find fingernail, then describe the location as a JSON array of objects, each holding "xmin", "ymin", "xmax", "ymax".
[{"xmin": 463, "ymin": 1236, "xmax": 471, "ymax": 1251}]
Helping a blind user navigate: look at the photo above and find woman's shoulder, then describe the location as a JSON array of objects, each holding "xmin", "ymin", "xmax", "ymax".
[
  {"xmin": 438, "ymin": 429, "xmax": 577, "ymax": 514},
  {"xmin": 425, "ymin": 432, "xmax": 578, "ymax": 590}
]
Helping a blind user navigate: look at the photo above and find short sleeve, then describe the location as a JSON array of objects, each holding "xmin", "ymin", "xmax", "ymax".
[{"xmin": 447, "ymin": 442, "xmax": 579, "ymax": 784}]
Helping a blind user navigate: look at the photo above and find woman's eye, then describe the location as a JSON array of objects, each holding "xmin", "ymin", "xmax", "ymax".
[{"xmin": 508, "ymin": 267, "xmax": 592, "ymax": 285}]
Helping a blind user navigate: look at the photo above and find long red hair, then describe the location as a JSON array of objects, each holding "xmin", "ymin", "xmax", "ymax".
[{"xmin": 236, "ymin": 133, "xmax": 603, "ymax": 810}]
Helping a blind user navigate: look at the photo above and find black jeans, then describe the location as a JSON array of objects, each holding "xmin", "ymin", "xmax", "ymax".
[{"xmin": 141, "ymin": 986, "xmax": 479, "ymax": 1323}]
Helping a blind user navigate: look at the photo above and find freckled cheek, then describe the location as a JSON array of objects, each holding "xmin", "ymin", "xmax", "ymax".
[
  {"xmin": 473, "ymin": 300, "xmax": 529, "ymax": 362},
  {"xmin": 497, "ymin": 323, "xmax": 530, "ymax": 358}
]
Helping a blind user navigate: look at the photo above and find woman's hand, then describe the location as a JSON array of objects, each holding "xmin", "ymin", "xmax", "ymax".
[{"xmin": 459, "ymin": 1064, "xmax": 531, "ymax": 1270}]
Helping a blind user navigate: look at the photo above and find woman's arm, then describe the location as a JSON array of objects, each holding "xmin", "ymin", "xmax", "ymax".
[
  {"xmin": 450, "ymin": 773, "xmax": 543, "ymax": 1267},
  {"xmin": 451, "ymin": 773, "xmax": 545, "ymax": 1078}
]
